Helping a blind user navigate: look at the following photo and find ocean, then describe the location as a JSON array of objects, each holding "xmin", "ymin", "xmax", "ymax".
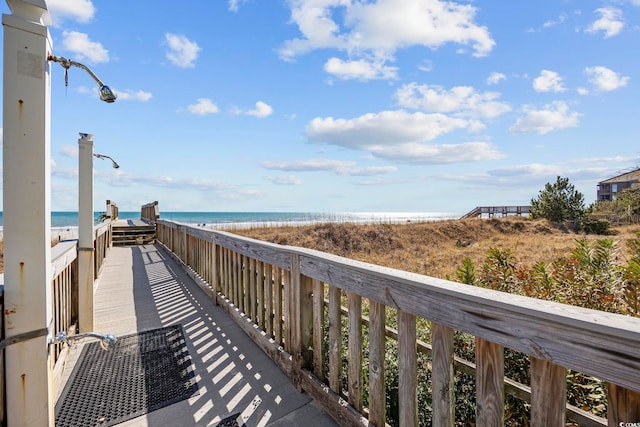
[{"xmin": 0, "ymin": 211, "xmax": 458, "ymax": 228}]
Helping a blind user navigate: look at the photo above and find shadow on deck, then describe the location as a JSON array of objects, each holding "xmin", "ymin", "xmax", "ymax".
[{"xmin": 56, "ymin": 244, "xmax": 338, "ymax": 427}]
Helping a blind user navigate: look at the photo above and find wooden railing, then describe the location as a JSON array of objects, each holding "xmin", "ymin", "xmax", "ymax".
[
  {"xmin": 50, "ymin": 241, "xmax": 78, "ymax": 363},
  {"xmin": 105, "ymin": 199, "xmax": 119, "ymax": 220},
  {"xmin": 94, "ymin": 220, "xmax": 112, "ymax": 278},
  {"xmin": 141, "ymin": 200, "xmax": 160, "ymax": 223},
  {"xmin": 460, "ymin": 206, "xmax": 530, "ymax": 219},
  {"xmin": 155, "ymin": 219, "xmax": 640, "ymax": 426}
]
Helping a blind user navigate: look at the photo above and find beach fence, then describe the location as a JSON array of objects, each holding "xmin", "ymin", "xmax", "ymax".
[{"xmin": 154, "ymin": 211, "xmax": 640, "ymax": 427}]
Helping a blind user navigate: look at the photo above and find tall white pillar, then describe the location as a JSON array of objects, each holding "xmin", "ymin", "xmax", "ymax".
[
  {"xmin": 78, "ymin": 133, "xmax": 95, "ymax": 332},
  {"xmin": 2, "ymin": 1, "xmax": 54, "ymax": 426}
]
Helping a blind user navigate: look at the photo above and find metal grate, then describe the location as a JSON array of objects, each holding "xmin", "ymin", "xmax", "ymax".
[{"xmin": 55, "ymin": 325, "xmax": 199, "ymax": 427}]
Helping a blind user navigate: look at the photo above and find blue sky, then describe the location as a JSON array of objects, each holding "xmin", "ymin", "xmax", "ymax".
[{"xmin": 1, "ymin": 0, "xmax": 639, "ymax": 214}]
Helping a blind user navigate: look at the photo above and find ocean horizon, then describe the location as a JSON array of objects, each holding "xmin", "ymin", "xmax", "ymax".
[{"xmin": 0, "ymin": 211, "xmax": 460, "ymax": 229}]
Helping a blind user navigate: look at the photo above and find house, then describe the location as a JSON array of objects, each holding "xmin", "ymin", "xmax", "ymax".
[{"xmin": 597, "ymin": 168, "xmax": 640, "ymax": 201}]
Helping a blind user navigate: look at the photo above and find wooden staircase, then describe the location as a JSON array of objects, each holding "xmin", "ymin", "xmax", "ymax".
[{"xmin": 112, "ymin": 220, "xmax": 156, "ymax": 246}]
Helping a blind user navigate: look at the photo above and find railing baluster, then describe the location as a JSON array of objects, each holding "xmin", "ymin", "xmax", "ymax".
[
  {"xmin": 475, "ymin": 338, "xmax": 504, "ymax": 427},
  {"xmin": 608, "ymin": 384, "xmax": 640, "ymax": 427},
  {"xmin": 329, "ymin": 286, "xmax": 342, "ymax": 394},
  {"xmin": 274, "ymin": 267, "xmax": 283, "ymax": 343},
  {"xmin": 265, "ymin": 263, "xmax": 273, "ymax": 338},
  {"xmin": 312, "ymin": 279, "xmax": 325, "ymax": 382},
  {"xmin": 398, "ymin": 310, "xmax": 417, "ymax": 427},
  {"xmin": 530, "ymin": 357, "xmax": 565, "ymax": 427},
  {"xmin": 368, "ymin": 300, "xmax": 386, "ymax": 426},
  {"xmin": 348, "ymin": 292, "xmax": 362, "ymax": 412},
  {"xmin": 432, "ymin": 322, "xmax": 454, "ymax": 427},
  {"xmin": 256, "ymin": 260, "xmax": 264, "ymax": 328}
]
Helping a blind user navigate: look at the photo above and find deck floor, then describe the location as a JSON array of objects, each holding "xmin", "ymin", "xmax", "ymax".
[{"xmin": 56, "ymin": 244, "xmax": 338, "ymax": 427}]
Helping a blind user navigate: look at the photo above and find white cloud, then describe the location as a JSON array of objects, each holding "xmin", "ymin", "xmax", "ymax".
[
  {"xmin": 231, "ymin": 101, "xmax": 274, "ymax": 118},
  {"xmin": 307, "ymin": 110, "xmax": 476, "ymax": 149},
  {"xmin": 324, "ymin": 57, "xmax": 398, "ymax": 80},
  {"xmin": 361, "ymin": 141, "xmax": 503, "ymax": 164},
  {"xmin": 228, "ymin": 0, "xmax": 247, "ymax": 12},
  {"xmin": 261, "ymin": 159, "xmax": 398, "ymax": 176},
  {"xmin": 59, "ymin": 145, "xmax": 78, "ymax": 157},
  {"xmin": 115, "ymin": 89, "xmax": 153, "ymax": 102},
  {"xmin": 267, "ymin": 175, "xmax": 303, "ymax": 185},
  {"xmin": 279, "ymin": 0, "xmax": 495, "ymax": 78},
  {"xmin": 61, "ymin": 31, "xmax": 109, "ymax": 63},
  {"xmin": 584, "ymin": 66, "xmax": 629, "ymax": 91},
  {"xmin": 486, "ymin": 72, "xmax": 506, "ymax": 85},
  {"xmin": 533, "ymin": 70, "xmax": 566, "ymax": 93},
  {"xmin": 542, "ymin": 14, "xmax": 567, "ymax": 29},
  {"xmin": 187, "ymin": 98, "xmax": 219, "ymax": 115},
  {"xmin": 165, "ymin": 33, "xmax": 201, "ymax": 68},
  {"xmin": 262, "ymin": 159, "xmax": 356, "ymax": 172},
  {"xmin": 248, "ymin": 101, "xmax": 274, "ymax": 118},
  {"xmin": 586, "ymin": 7, "xmax": 624, "ymax": 38},
  {"xmin": 395, "ymin": 83, "xmax": 511, "ymax": 119},
  {"xmin": 304, "ymin": 110, "xmax": 501, "ymax": 164},
  {"xmin": 48, "ymin": 0, "xmax": 95, "ymax": 25},
  {"xmin": 509, "ymin": 101, "xmax": 580, "ymax": 135}
]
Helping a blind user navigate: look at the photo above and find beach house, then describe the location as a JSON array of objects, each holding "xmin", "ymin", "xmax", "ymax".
[{"xmin": 597, "ymin": 168, "xmax": 640, "ymax": 201}]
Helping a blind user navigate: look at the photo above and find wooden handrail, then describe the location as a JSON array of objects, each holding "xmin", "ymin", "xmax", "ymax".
[
  {"xmin": 141, "ymin": 201, "xmax": 160, "ymax": 223},
  {"xmin": 155, "ymin": 218, "xmax": 640, "ymax": 426}
]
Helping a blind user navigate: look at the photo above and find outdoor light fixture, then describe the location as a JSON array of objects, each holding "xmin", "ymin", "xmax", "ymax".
[
  {"xmin": 94, "ymin": 153, "xmax": 120, "ymax": 169},
  {"xmin": 48, "ymin": 54, "xmax": 117, "ymax": 103}
]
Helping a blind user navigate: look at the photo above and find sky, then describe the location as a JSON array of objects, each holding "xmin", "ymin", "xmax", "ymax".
[{"xmin": 1, "ymin": 0, "xmax": 639, "ymax": 215}]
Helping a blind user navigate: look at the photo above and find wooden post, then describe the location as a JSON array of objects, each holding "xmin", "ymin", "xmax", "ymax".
[
  {"xmin": 3, "ymin": 3, "xmax": 55, "ymax": 425},
  {"xmin": 432, "ymin": 322, "xmax": 455, "ymax": 427},
  {"xmin": 476, "ymin": 338, "xmax": 504, "ymax": 427},
  {"xmin": 398, "ymin": 310, "xmax": 417, "ymax": 427},
  {"xmin": 530, "ymin": 357, "xmax": 565, "ymax": 427},
  {"xmin": 608, "ymin": 384, "xmax": 640, "ymax": 427},
  {"xmin": 368, "ymin": 300, "xmax": 386, "ymax": 426},
  {"xmin": 290, "ymin": 254, "xmax": 313, "ymax": 388},
  {"xmin": 347, "ymin": 292, "xmax": 362, "ymax": 411},
  {"xmin": 328, "ymin": 286, "xmax": 342, "ymax": 394},
  {"xmin": 312, "ymin": 279, "xmax": 325, "ymax": 381}
]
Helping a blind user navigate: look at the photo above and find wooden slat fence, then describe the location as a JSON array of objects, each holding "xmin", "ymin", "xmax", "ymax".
[
  {"xmin": 155, "ymin": 219, "xmax": 640, "ymax": 427},
  {"xmin": 141, "ymin": 201, "xmax": 160, "ymax": 223}
]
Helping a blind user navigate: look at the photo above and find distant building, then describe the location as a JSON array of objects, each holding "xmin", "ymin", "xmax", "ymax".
[{"xmin": 597, "ymin": 168, "xmax": 640, "ymax": 201}]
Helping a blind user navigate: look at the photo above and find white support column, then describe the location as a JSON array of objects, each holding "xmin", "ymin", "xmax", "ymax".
[
  {"xmin": 2, "ymin": 1, "xmax": 54, "ymax": 426},
  {"xmin": 78, "ymin": 133, "xmax": 95, "ymax": 333}
]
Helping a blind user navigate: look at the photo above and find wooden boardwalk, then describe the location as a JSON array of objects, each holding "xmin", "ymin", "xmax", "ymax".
[{"xmin": 56, "ymin": 244, "xmax": 338, "ymax": 427}]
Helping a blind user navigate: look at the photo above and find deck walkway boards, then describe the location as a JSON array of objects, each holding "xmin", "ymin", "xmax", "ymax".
[{"xmin": 57, "ymin": 244, "xmax": 338, "ymax": 427}]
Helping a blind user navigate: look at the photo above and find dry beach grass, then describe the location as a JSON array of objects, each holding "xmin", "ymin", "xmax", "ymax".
[
  {"xmin": 233, "ymin": 216, "xmax": 640, "ymax": 280},
  {"xmin": 2, "ymin": 216, "xmax": 639, "ymax": 281}
]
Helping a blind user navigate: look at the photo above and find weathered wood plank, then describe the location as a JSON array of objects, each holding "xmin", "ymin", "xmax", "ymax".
[
  {"xmin": 398, "ymin": 310, "xmax": 417, "ymax": 427},
  {"xmin": 265, "ymin": 263, "xmax": 273, "ymax": 338},
  {"xmin": 347, "ymin": 292, "xmax": 362, "ymax": 412},
  {"xmin": 297, "ymin": 249, "xmax": 640, "ymax": 391},
  {"xmin": 368, "ymin": 300, "xmax": 385, "ymax": 427},
  {"xmin": 313, "ymin": 279, "xmax": 325, "ymax": 382},
  {"xmin": 329, "ymin": 286, "xmax": 342, "ymax": 394},
  {"xmin": 432, "ymin": 322, "xmax": 454, "ymax": 427},
  {"xmin": 608, "ymin": 384, "xmax": 640, "ymax": 427},
  {"xmin": 476, "ymin": 338, "xmax": 504, "ymax": 427},
  {"xmin": 530, "ymin": 357, "xmax": 565, "ymax": 427}
]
